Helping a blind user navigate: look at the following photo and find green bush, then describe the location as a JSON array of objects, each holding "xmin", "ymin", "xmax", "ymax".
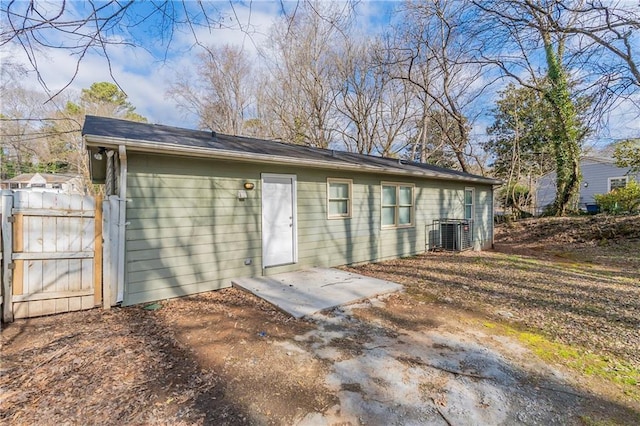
[
  {"xmin": 498, "ymin": 183, "xmax": 533, "ymax": 219},
  {"xmin": 594, "ymin": 180, "xmax": 640, "ymax": 214},
  {"xmin": 499, "ymin": 183, "xmax": 530, "ymax": 208}
]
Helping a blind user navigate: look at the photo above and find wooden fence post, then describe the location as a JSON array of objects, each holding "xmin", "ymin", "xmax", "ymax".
[
  {"xmin": 2, "ymin": 190, "xmax": 14, "ymax": 322},
  {"xmin": 12, "ymin": 213, "xmax": 24, "ymax": 297},
  {"xmin": 102, "ymin": 197, "xmax": 111, "ymax": 310},
  {"xmin": 0, "ymin": 200, "xmax": 2, "ymax": 324},
  {"xmin": 94, "ymin": 194, "xmax": 103, "ymax": 306}
]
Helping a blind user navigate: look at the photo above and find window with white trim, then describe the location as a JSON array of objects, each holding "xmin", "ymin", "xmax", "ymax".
[
  {"xmin": 608, "ymin": 176, "xmax": 628, "ymax": 192},
  {"xmin": 381, "ymin": 183, "xmax": 414, "ymax": 227},
  {"xmin": 327, "ymin": 178, "xmax": 352, "ymax": 218},
  {"xmin": 464, "ymin": 187, "xmax": 475, "ymax": 220}
]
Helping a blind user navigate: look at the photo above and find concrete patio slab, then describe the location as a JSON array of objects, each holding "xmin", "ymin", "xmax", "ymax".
[{"xmin": 232, "ymin": 268, "xmax": 403, "ymax": 318}]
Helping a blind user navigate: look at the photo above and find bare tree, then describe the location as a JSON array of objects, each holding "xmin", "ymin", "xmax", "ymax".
[
  {"xmin": 333, "ymin": 39, "xmax": 383, "ymax": 154},
  {"xmin": 546, "ymin": 1, "xmax": 639, "ymax": 92},
  {"xmin": 474, "ymin": 0, "xmax": 604, "ymax": 215},
  {"xmin": 391, "ymin": 0, "xmax": 490, "ymax": 173},
  {"xmin": 475, "ymin": 0, "xmax": 639, "ymax": 116},
  {"xmin": 332, "ymin": 37, "xmax": 416, "ymax": 156},
  {"xmin": 0, "ymin": 1, "xmax": 250, "ymax": 97},
  {"xmin": 259, "ymin": 1, "xmax": 352, "ymax": 148},
  {"xmin": 0, "ymin": 75, "xmax": 57, "ymax": 177},
  {"xmin": 37, "ymin": 82, "xmax": 148, "ymax": 193},
  {"xmin": 44, "ymin": 103, "xmax": 89, "ymax": 189},
  {"xmin": 168, "ymin": 45, "xmax": 254, "ymax": 135},
  {"xmin": 375, "ymin": 74, "xmax": 418, "ymax": 157}
]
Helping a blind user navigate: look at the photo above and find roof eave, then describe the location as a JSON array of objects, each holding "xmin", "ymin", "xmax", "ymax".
[{"xmin": 84, "ymin": 134, "xmax": 501, "ymax": 185}]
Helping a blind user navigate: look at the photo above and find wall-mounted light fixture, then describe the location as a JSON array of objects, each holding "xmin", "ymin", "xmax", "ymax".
[
  {"xmin": 584, "ymin": 182, "xmax": 589, "ymax": 188},
  {"xmin": 243, "ymin": 181, "xmax": 255, "ymax": 190},
  {"xmin": 93, "ymin": 147, "xmax": 107, "ymax": 161}
]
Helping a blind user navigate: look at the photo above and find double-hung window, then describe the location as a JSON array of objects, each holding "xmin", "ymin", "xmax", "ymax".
[
  {"xmin": 382, "ymin": 183, "xmax": 414, "ymax": 228},
  {"xmin": 327, "ymin": 178, "xmax": 352, "ymax": 218},
  {"xmin": 608, "ymin": 176, "xmax": 628, "ymax": 192},
  {"xmin": 464, "ymin": 188, "xmax": 475, "ymax": 220}
]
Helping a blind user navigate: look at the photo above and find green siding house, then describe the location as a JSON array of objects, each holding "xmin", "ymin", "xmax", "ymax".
[{"xmin": 83, "ymin": 115, "xmax": 500, "ymax": 306}]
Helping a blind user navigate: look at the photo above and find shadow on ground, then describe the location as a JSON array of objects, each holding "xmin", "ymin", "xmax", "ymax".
[{"xmin": 2, "ymin": 261, "xmax": 639, "ymax": 425}]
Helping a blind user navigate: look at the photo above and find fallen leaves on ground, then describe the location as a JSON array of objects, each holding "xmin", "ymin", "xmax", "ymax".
[
  {"xmin": 350, "ymin": 215, "xmax": 640, "ymax": 368},
  {"xmin": 2, "ymin": 215, "xmax": 639, "ymax": 424}
]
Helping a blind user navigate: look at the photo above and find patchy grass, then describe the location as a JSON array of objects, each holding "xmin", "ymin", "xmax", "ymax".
[
  {"xmin": 579, "ymin": 415, "xmax": 630, "ymax": 426},
  {"xmin": 351, "ymin": 249, "xmax": 640, "ymax": 366},
  {"xmin": 482, "ymin": 320, "xmax": 640, "ymax": 402}
]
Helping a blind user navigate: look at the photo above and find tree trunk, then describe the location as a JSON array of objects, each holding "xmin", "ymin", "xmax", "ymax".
[
  {"xmin": 542, "ymin": 33, "xmax": 582, "ymax": 216},
  {"xmin": 420, "ymin": 109, "xmax": 429, "ymax": 163}
]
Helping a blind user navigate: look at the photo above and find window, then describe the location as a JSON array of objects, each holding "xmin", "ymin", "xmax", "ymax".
[
  {"xmin": 327, "ymin": 178, "xmax": 352, "ymax": 218},
  {"xmin": 608, "ymin": 176, "xmax": 628, "ymax": 192},
  {"xmin": 464, "ymin": 188, "xmax": 475, "ymax": 220},
  {"xmin": 381, "ymin": 183, "xmax": 414, "ymax": 227}
]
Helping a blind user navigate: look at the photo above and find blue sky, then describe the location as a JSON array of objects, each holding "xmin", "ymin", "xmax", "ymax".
[
  {"xmin": 2, "ymin": 1, "xmax": 400, "ymax": 125},
  {"xmin": 1, "ymin": 0, "xmax": 638, "ymax": 146}
]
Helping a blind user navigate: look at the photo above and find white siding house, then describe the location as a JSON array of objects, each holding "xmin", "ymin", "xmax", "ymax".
[{"xmin": 1, "ymin": 173, "xmax": 84, "ymax": 194}]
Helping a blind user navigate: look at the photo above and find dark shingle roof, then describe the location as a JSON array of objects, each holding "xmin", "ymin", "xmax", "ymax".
[{"xmin": 82, "ymin": 115, "xmax": 499, "ymax": 184}]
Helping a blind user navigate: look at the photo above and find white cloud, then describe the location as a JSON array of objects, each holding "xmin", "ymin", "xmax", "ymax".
[
  {"xmin": 1, "ymin": 1, "xmax": 400, "ymax": 129},
  {"xmin": 172, "ymin": 2, "xmax": 277, "ymax": 54},
  {"xmin": 351, "ymin": 0, "xmax": 399, "ymax": 36},
  {"xmin": 0, "ymin": 1, "xmax": 282, "ymax": 129},
  {"xmin": 2, "ymin": 41, "xmax": 170, "ymax": 119}
]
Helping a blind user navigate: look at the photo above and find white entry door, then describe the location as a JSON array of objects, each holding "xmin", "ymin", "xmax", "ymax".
[{"xmin": 262, "ymin": 174, "xmax": 297, "ymax": 267}]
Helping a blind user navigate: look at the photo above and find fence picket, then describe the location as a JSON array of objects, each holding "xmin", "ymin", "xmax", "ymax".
[
  {"xmin": 2, "ymin": 191, "xmax": 14, "ymax": 322},
  {"xmin": 4, "ymin": 191, "xmax": 101, "ymax": 320}
]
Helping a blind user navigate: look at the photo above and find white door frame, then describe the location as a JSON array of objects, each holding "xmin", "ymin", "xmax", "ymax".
[{"xmin": 261, "ymin": 173, "xmax": 298, "ymax": 268}]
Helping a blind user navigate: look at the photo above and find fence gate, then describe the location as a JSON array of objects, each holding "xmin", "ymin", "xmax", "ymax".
[{"xmin": 1, "ymin": 190, "xmax": 102, "ymax": 321}]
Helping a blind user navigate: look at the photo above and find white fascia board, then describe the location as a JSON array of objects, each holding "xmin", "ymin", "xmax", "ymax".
[{"xmin": 84, "ymin": 134, "xmax": 500, "ymax": 185}]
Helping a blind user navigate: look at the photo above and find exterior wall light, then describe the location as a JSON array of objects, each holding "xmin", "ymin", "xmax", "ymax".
[
  {"xmin": 243, "ymin": 182, "xmax": 255, "ymax": 190},
  {"xmin": 93, "ymin": 147, "xmax": 106, "ymax": 161}
]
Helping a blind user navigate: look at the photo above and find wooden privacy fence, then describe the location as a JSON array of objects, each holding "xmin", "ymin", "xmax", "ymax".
[{"xmin": 1, "ymin": 190, "xmax": 102, "ymax": 321}]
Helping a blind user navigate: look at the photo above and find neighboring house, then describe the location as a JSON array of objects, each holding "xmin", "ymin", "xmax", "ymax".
[
  {"xmin": 536, "ymin": 157, "xmax": 640, "ymax": 213},
  {"xmin": 1, "ymin": 173, "xmax": 84, "ymax": 194},
  {"xmin": 82, "ymin": 115, "xmax": 500, "ymax": 307}
]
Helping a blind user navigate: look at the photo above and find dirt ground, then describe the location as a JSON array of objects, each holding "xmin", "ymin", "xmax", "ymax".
[{"xmin": 1, "ymin": 215, "xmax": 639, "ymax": 425}]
